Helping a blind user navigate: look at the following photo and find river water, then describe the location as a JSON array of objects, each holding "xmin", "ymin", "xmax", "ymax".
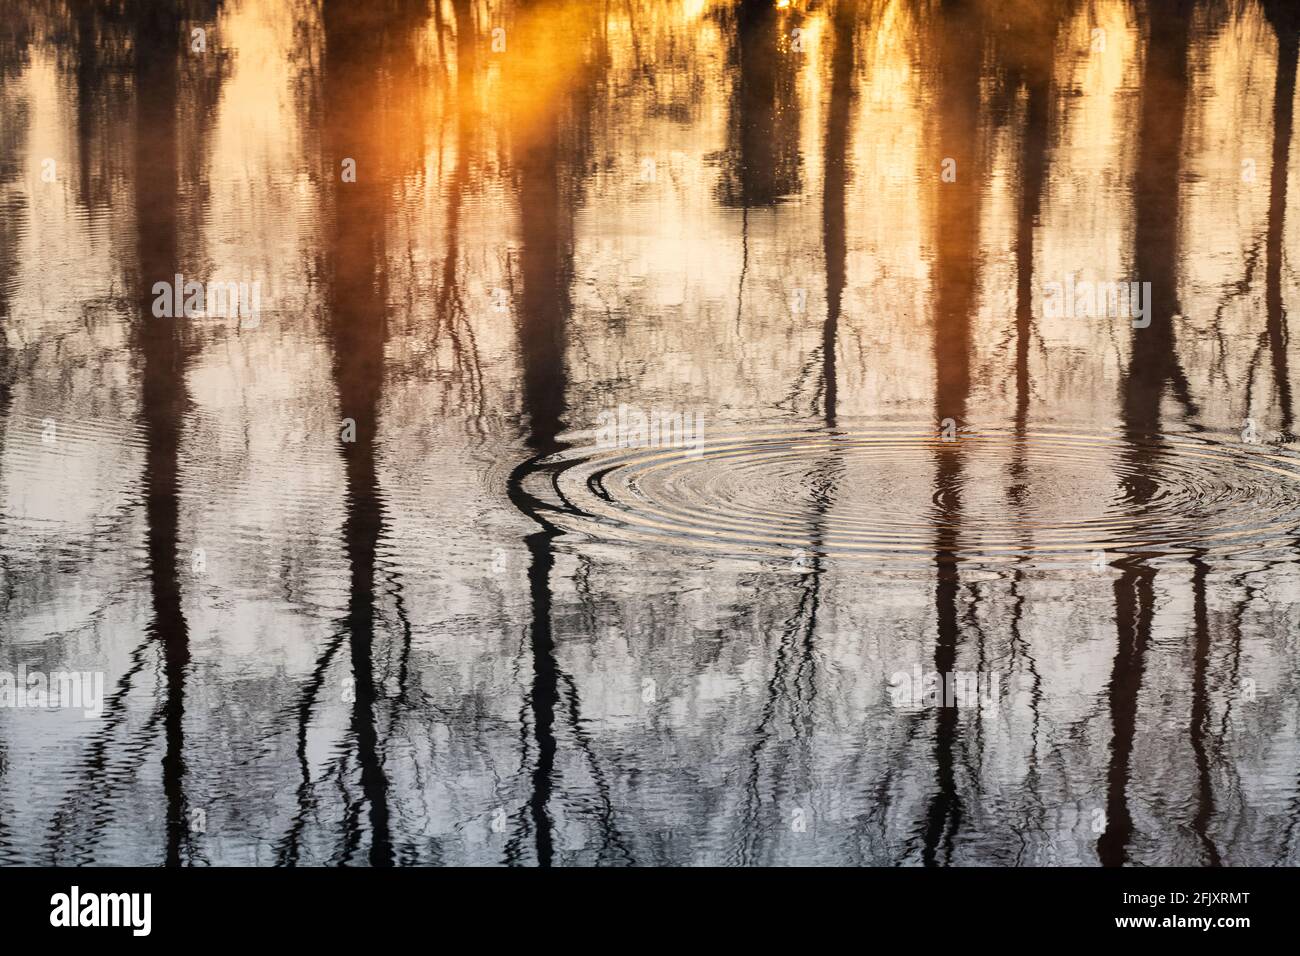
[{"xmin": 0, "ymin": 0, "xmax": 1298, "ymax": 866}]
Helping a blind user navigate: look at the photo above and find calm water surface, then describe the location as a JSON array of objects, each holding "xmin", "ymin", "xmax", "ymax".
[{"xmin": 1, "ymin": 0, "xmax": 1300, "ymax": 866}]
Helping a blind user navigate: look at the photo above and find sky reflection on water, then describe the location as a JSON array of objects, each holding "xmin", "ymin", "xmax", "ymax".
[{"xmin": 0, "ymin": 0, "xmax": 1299, "ymax": 866}]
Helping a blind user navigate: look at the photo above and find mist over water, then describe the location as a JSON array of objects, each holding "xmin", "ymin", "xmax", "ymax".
[{"xmin": 1, "ymin": 0, "xmax": 1299, "ymax": 867}]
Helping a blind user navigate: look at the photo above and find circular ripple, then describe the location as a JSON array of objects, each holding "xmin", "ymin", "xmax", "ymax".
[{"xmin": 542, "ymin": 423, "xmax": 1300, "ymax": 566}]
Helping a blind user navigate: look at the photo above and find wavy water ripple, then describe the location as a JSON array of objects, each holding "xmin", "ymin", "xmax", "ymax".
[{"xmin": 545, "ymin": 423, "xmax": 1300, "ymax": 566}]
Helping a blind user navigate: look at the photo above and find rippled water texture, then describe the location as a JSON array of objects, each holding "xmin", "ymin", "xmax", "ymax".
[
  {"xmin": 553, "ymin": 424, "xmax": 1300, "ymax": 562},
  {"xmin": 1, "ymin": 0, "xmax": 1300, "ymax": 867}
]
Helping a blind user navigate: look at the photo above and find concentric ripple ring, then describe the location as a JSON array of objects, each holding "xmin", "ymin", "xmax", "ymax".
[{"xmin": 540, "ymin": 423, "xmax": 1300, "ymax": 567}]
